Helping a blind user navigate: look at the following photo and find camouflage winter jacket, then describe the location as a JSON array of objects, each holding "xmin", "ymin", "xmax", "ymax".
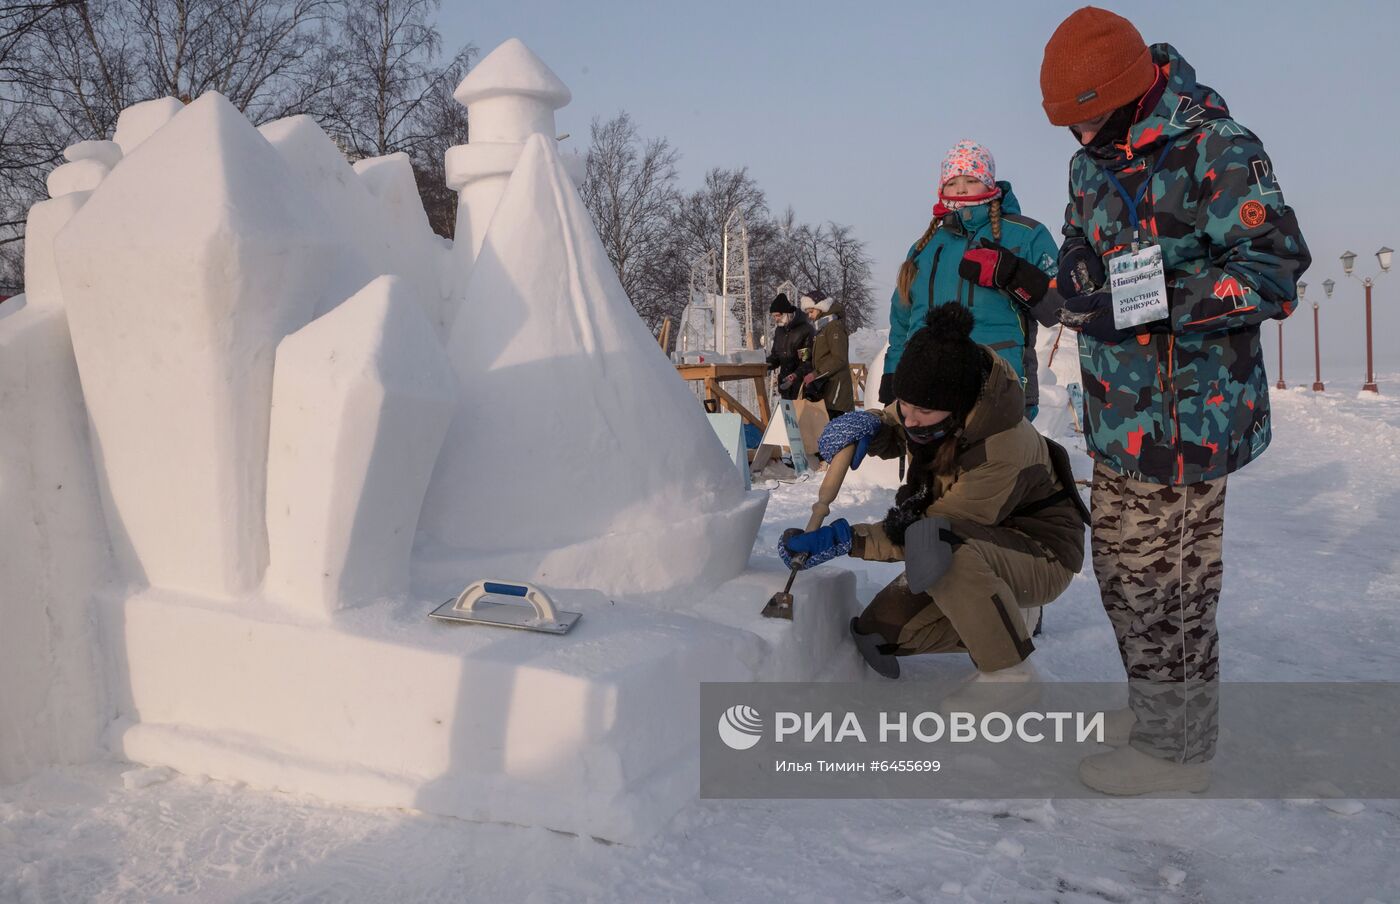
[{"xmin": 1063, "ymin": 44, "xmax": 1311, "ymax": 485}]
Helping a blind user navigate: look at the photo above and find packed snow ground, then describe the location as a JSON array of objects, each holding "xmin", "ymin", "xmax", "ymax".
[{"xmin": 4, "ymin": 382, "xmax": 1399, "ymax": 903}]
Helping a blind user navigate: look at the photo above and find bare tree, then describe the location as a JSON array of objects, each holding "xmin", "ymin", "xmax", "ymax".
[
  {"xmin": 315, "ymin": 0, "xmax": 471, "ymax": 236},
  {"xmin": 129, "ymin": 0, "xmax": 340, "ymax": 121},
  {"xmin": 320, "ymin": 0, "xmax": 466, "ymax": 158},
  {"xmin": 0, "ymin": 0, "xmax": 344, "ymax": 283},
  {"xmin": 823, "ymin": 221, "xmax": 875, "ymax": 330},
  {"xmin": 774, "ymin": 219, "xmax": 875, "ymax": 331},
  {"xmin": 579, "ymin": 112, "xmax": 680, "ymax": 330}
]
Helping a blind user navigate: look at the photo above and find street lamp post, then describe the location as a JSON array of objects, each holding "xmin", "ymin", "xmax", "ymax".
[
  {"xmin": 1275, "ymin": 314, "xmax": 1286, "ymax": 389},
  {"xmin": 1341, "ymin": 247, "xmax": 1392, "ymax": 393},
  {"xmin": 1311, "ymin": 279, "xmax": 1334, "ymax": 392}
]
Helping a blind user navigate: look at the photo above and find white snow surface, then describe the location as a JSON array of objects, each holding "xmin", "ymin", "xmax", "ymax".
[{"xmin": 4, "ymin": 385, "xmax": 1400, "ymax": 901}]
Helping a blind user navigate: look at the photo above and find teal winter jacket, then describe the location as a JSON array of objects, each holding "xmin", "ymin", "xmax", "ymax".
[{"xmin": 885, "ymin": 183, "xmax": 1060, "ymax": 413}]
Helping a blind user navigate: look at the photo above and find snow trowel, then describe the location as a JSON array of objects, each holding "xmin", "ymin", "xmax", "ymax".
[
  {"xmin": 762, "ymin": 442, "xmax": 857, "ymax": 620},
  {"xmin": 431, "ymin": 580, "xmax": 581, "ymax": 635}
]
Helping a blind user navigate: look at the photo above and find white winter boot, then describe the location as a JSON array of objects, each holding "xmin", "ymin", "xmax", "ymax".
[
  {"xmin": 1078, "ymin": 745, "xmax": 1211, "ymax": 795},
  {"xmin": 941, "ymin": 658, "xmax": 1042, "ymax": 718}
]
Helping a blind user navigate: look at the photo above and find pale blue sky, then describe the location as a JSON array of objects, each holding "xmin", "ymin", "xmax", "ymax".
[{"xmin": 440, "ymin": 1, "xmax": 1400, "ymax": 378}]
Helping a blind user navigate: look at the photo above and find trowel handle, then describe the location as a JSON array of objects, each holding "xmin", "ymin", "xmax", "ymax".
[
  {"xmin": 804, "ymin": 443, "xmax": 856, "ymax": 533},
  {"xmin": 456, "ymin": 580, "xmax": 561, "ymax": 623}
]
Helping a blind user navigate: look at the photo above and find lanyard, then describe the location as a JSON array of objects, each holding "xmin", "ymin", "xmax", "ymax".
[{"xmin": 1101, "ymin": 150, "xmax": 1171, "ymax": 252}]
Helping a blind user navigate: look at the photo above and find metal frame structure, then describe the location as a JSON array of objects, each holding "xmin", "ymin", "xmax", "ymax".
[{"xmin": 722, "ymin": 208, "xmax": 754, "ymax": 350}]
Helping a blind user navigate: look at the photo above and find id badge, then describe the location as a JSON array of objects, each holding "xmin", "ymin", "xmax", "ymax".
[{"xmin": 1108, "ymin": 244, "xmax": 1169, "ymax": 330}]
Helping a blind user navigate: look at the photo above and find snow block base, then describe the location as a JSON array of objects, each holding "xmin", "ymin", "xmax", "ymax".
[
  {"xmin": 415, "ymin": 490, "xmax": 770, "ymax": 600},
  {"xmin": 102, "ymin": 563, "xmax": 863, "ymax": 842}
]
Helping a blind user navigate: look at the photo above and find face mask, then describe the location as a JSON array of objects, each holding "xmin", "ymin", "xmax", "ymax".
[{"xmin": 905, "ymin": 421, "xmax": 954, "ymax": 445}]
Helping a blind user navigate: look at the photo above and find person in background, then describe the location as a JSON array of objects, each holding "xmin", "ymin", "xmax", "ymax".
[
  {"xmin": 782, "ymin": 304, "xmax": 1086, "ymax": 682},
  {"xmin": 765, "ymin": 293, "xmax": 814, "ymax": 401},
  {"xmin": 879, "ymin": 140, "xmax": 1064, "ymax": 420},
  {"xmin": 1041, "ymin": 6, "xmax": 1310, "ymax": 794},
  {"xmin": 799, "ymin": 290, "xmax": 855, "ymax": 421}
]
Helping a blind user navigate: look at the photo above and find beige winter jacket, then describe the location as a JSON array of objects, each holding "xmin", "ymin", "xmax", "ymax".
[{"xmin": 851, "ymin": 349, "xmax": 1085, "ymax": 571}]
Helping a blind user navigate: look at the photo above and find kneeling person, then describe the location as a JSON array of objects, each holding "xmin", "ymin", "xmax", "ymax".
[{"xmin": 781, "ymin": 304, "xmax": 1087, "ymax": 679}]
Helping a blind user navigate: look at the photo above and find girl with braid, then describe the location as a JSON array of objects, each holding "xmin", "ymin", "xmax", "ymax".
[{"xmin": 879, "ymin": 140, "xmax": 1065, "ymax": 420}]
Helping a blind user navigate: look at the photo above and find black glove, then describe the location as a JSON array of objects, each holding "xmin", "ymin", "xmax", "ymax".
[
  {"xmin": 1059, "ymin": 291, "xmax": 1135, "ymax": 344},
  {"xmin": 958, "ymin": 239, "xmax": 1050, "ymax": 307},
  {"xmin": 877, "ymin": 371, "xmax": 896, "ymax": 406},
  {"xmin": 1057, "ymin": 243, "xmax": 1107, "ymax": 298}
]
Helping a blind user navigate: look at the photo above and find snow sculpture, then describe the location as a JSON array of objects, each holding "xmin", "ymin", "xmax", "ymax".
[
  {"xmin": 259, "ymin": 117, "xmax": 444, "ymax": 326},
  {"xmin": 0, "ymin": 185, "xmax": 111, "ymax": 782},
  {"xmin": 112, "ymin": 97, "xmax": 184, "ymax": 155},
  {"xmin": 63, "ymin": 139, "xmax": 123, "ymax": 168},
  {"xmin": 420, "ymin": 134, "xmax": 764, "ymax": 595},
  {"xmin": 351, "ymin": 152, "xmax": 448, "ymax": 326},
  {"xmin": 0, "ymin": 294, "xmax": 109, "ymax": 782},
  {"xmin": 46, "ymin": 158, "xmax": 110, "ymax": 197},
  {"xmin": 265, "ymin": 276, "xmax": 455, "ymax": 618},
  {"xmin": 55, "ymin": 93, "xmax": 351, "ymax": 597},
  {"xmin": 443, "ymin": 38, "xmax": 582, "ymax": 319},
  {"xmin": 1032, "ymin": 326, "xmax": 1076, "ymax": 439}
]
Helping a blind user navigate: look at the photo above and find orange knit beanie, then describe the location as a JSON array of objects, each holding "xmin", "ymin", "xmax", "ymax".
[{"xmin": 1040, "ymin": 7, "xmax": 1156, "ymax": 126}]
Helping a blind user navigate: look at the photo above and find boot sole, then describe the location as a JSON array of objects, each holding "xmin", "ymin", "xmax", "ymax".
[{"xmin": 1078, "ymin": 766, "xmax": 1211, "ymax": 796}]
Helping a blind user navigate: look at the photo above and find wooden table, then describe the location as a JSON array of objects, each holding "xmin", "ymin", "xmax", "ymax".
[{"xmin": 675, "ymin": 363, "xmax": 772, "ymax": 430}]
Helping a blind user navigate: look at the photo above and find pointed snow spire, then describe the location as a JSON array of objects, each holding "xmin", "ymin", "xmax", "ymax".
[
  {"xmin": 419, "ymin": 134, "xmax": 763, "ymax": 596},
  {"xmin": 443, "ymin": 39, "xmax": 580, "ymax": 325}
]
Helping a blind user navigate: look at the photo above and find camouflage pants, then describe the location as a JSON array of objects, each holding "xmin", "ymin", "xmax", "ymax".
[{"xmin": 1091, "ymin": 461, "xmax": 1227, "ymax": 764}]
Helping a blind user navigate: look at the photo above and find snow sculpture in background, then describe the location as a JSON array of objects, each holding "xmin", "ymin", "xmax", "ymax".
[
  {"xmin": 55, "ymin": 93, "xmax": 352, "ymax": 597},
  {"xmin": 265, "ymin": 276, "xmax": 455, "ymax": 618},
  {"xmin": 419, "ymin": 134, "xmax": 765, "ymax": 595},
  {"xmin": 443, "ymin": 38, "xmax": 583, "ymax": 323},
  {"xmin": 1031, "ymin": 326, "xmax": 1078, "ymax": 439}
]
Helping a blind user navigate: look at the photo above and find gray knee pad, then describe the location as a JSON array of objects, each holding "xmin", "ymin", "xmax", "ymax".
[{"xmin": 904, "ymin": 516, "xmax": 958, "ymax": 595}]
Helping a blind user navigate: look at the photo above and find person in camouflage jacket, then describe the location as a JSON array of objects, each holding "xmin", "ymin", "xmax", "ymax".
[
  {"xmin": 1040, "ymin": 7, "xmax": 1310, "ymax": 795},
  {"xmin": 1055, "ymin": 42, "xmax": 1310, "ymax": 485}
]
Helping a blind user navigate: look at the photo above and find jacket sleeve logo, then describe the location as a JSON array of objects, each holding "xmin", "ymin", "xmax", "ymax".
[{"xmin": 1239, "ymin": 201, "xmax": 1267, "ymax": 228}]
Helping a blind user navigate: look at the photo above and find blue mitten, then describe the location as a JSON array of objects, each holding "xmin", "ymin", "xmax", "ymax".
[
  {"xmin": 778, "ymin": 519, "xmax": 854, "ymax": 570},
  {"xmin": 817, "ymin": 410, "xmax": 883, "ymax": 469}
]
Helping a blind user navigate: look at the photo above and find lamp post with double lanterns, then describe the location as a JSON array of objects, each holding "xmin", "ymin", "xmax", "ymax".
[{"xmin": 1341, "ymin": 246, "xmax": 1392, "ymax": 393}]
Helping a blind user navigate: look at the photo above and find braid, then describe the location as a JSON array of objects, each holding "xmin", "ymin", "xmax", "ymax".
[
  {"xmin": 989, "ymin": 198, "xmax": 1002, "ymax": 242},
  {"xmin": 895, "ymin": 218, "xmax": 939, "ymax": 306}
]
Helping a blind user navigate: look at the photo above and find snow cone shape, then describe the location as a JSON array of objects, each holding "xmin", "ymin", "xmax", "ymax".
[
  {"xmin": 55, "ymin": 92, "xmax": 350, "ymax": 597},
  {"xmin": 420, "ymin": 134, "xmax": 763, "ymax": 595},
  {"xmin": 265, "ymin": 276, "xmax": 455, "ymax": 618}
]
